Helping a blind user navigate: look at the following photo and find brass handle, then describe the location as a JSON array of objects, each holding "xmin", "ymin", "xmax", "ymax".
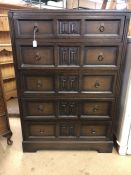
[
  {"xmin": 99, "ymin": 24, "xmax": 105, "ymax": 32},
  {"xmin": 91, "ymin": 130, "xmax": 96, "ymax": 134},
  {"xmin": 37, "ymin": 104, "xmax": 44, "ymax": 112},
  {"xmin": 98, "ymin": 54, "xmax": 104, "ymax": 61},
  {"xmin": 95, "ymin": 82, "xmax": 100, "ymax": 88},
  {"xmin": 39, "ymin": 129, "xmax": 45, "ymax": 134},
  {"xmin": 37, "ymin": 80, "xmax": 42, "ymax": 88},
  {"xmin": 34, "ymin": 25, "xmax": 39, "ymax": 33},
  {"xmin": 35, "ymin": 53, "xmax": 41, "ymax": 61},
  {"xmin": 93, "ymin": 107, "xmax": 98, "ymax": 112}
]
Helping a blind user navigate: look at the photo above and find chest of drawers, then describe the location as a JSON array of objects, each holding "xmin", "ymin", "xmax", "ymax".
[{"xmin": 9, "ymin": 9, "xmax": 130, "ymax": 152}]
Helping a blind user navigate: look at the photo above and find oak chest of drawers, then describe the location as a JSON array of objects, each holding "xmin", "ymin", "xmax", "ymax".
[{"xmin": 9, "ymin": 9, "xmax": 130, "ymax": 152}]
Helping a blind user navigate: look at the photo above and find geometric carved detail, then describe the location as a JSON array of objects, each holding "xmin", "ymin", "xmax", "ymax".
[
  {"xmin": 60, "ymin": 124, "xmax": 75, "ymax": 136},
  {"xmin": 59, "ymin": 47, "xmax": 79, "ymax": 65},
  {"xmin": 59, "ymin": 76, "xmax": 78, "ymax": 91},
  {"xmin": 59, "ymin": 21, "xmax": 80, "ymax": 34},
  {"xmin": 59, "ymin": 102, "xmax": 77, "ymax": 115}
]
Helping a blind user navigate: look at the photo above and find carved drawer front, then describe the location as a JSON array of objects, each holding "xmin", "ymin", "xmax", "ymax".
[
  {"xmin": 82, "ymin": 75, "xmax": 114, "ymax": 93},
  {"xmin": 25, "ymin": 101, "xmax": 56, "ymax": 117},
  {"xmin": 15, "ymin": 19, "xmax": 53, "ymax": 38},
  {"xmin": 80, "ymin": 101, "xmax": 112, "ymax": 119},
  {"xmin": 20, "ymin": 46, "xmax": 54, "ymax": 67},
  {"xmin": 59, "ymin": 101, "xmax": 78, "ymax": 117},
  {"xmin": 24, "ymin": 75, "xmax": 55, "ymax": 92},
  {"xmin": 59, "ymin": 122, "xmax": 77, "ymax": 137},
  {"xmin": 59, "ymin": 20, "xmax": 80, "ymax": 35},
  {"xmin": 28, "ymin": 122, "xmax": 56, "ymax": 138},
  {"xmin": 59, "ymin": 75, "xmax": 78, "ymax": 91},
  {"xmin": 0, "ymin": 116, "xmax": 7, "ymax": 133},
  {"xmin": 59, "ymin": 47, "xmax": 79, "ymax": 65},
  {"xmin": 0, "ymin": 98, "xmax": 6, "ymax": 116},
  {"xmin": 85, "ymin": 17, "xmax": 124, "ymax": 37},
  {"xmin": 84, "ymin": 46, "xmax": 118, "ymax": 66},
  {"xmin": 80, "ymin": 121, "xmax": 112, "ymax": 139}
]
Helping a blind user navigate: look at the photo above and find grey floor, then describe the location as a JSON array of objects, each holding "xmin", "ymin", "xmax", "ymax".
[{"xmin": 0, "ymin": 99, "xmax": 131, "ymax": 175}]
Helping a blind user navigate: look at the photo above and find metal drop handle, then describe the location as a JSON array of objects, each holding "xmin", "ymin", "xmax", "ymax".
[
  {"xmin": 95, "ymin": 82, "xmax": 100, "ymax": 88},
  {"xmin": 98, "ymin": 53, "xmax": 104, "ymax": 61},
  {"xmin": 99, "ymin": 23, "xmax": 105, "ymax": 32}
]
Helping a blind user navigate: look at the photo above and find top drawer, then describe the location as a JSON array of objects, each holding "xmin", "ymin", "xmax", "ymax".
[{"xmin": 13, "ymin": 15, "xmax": 125, "ymax": 39}]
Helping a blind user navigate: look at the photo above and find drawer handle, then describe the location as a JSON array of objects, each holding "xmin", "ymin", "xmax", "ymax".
[
  {"xmin": 99, "ymin": 24, "xmax": 105, "ymax": 32},
  {"xmin": 39, "ymin": 129, "xmax": 45, "ymax": 134},
  {"xmin": 93, "ymin": 107, "xmax": 98, "ymax": 112},
  {"xmin": 35, "ymin": 53, "xmax": 41, "ymax": 61},
  {"xmin": 34, "ymin": 25, "xmax": 39, "ymax": 33},
  {"xmin": 94, "ymin": 82, "xmax": 100, "ymax": 88},
  {"xmin": 91, "ymin": 130, "xmax": 96, "ymax": 134},
  {"xmin": 98, "ymin": 54, "xmax": 104, "ymax": 61},
  {"xmin": 37, "ymin": 105, "xmax": 44, "ymax": 112},
  {"xmin": 37, "ymin": 80, "xmax": 42, "ymax": 88}
]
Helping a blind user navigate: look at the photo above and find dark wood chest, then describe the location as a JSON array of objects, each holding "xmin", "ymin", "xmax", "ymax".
[{"xmin": 9, "ymin": 9, "xmax": 130, "ymax": 152}]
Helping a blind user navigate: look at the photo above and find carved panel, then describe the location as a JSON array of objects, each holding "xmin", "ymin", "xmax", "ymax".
[
  {"xmin": 59, "ymin": 47, "xmax": 79, "ymax": 65},
  {"xmin": 59, "ymin": 102, "xmax": 77, "ymax": 116},
  {"xmin": 59, "ymin": 20, "xmax": 80, "ymax": 34},
  {"xmin": 60, "ymin": 123, "xmax": 75, "ymax": 136},
  {"xmin": 59, "ymin": 75, "xmax": 78, "ymax": 91}
]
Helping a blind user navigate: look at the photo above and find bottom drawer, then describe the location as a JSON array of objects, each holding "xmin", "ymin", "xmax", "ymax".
[{"xmin": 24, "ymin": 121, "xmax": 112, "ymax": 141}]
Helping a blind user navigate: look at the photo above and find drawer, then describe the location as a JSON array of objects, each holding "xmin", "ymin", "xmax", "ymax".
[
  {"xmin": 23, "ymin": 100, "xmax": 56, "ymax": 117},
  {"xmin": 80, "ymin": 121, "xmax": 112, "ymax": 140},
  {"xmin": 25, "ymin": 121, "xmax": 111, "ymax": 140},
  {"xmin": 0, "ymin": 116, "xmax": 7, "ymax": 134},
  {"xmin": 19, "ymin": 45, "xmax": 55, "ymax": 67},
  {"xmin": 80, "ymin": 100, "xmax": 113, "ymax": 119},
  {"xmin": 84, "ymin": 17, "xmax": 124, "ymax": 38},
  {"xmin": 84, "ymin": 46, "xmax": 120, "ymax": 66},
  {"xmin": 15, "ymin": 19, "xmax": 54, "ymax": 38},
  {"xmin": 22, "ymin": 99, "xmax": 114, "ymax": 120},
  {"xmin": 28, "ymin": 122, "xmax": 56, "ymax": 138},
  {"xmin": 81, "ymin": 73, "xmax": 116, "ymax": 94},
  {"xmin": 23, "ymin": 75, "xmax": 55, "ymax": 92}
]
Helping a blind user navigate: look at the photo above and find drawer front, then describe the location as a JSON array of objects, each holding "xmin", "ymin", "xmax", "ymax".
[
  {"xmin": 80, "ymin": 101, "xmax": 112, "ymax": 118},
  {"xmin": 28, "ymin": 122, "xmax": 56, "ymax": 138},
  {"xmin": 20, "ymin": 45, "xmax": 55, "ymax": 66},
  {"xmin": 85, "ymin": 18, "xmax": 124, "ymax": 37},
  {"xmin": 15, "ymin": 19, "xmax": 54, "ymax": 38},
  {"xmin": 14, "ymin": 15, "xmax": 124, "ymax": 39},
  {"xmin": 24, "ymin": 101, "xmax": 56, "ymax": 117},
  {"xmin": 81, "ymin": 75, "xmax": 115, "ymax": 93},
  {"xmin": 22, "ymin": 99, "xmax": 114, "ymax": 120},
  {"xmin": 25, "ymin": 121, "xmax": 111, "ymax": 140},
  {"xmin": 23, "ymin": 75, "xmax": 55, "ymax": 92},
  {"xmin": 0, "ymin": 116, "xmax": 7, "ymax": 133},
  {"xmin": 84, "ymin": 46, "xmax": 119, "ymax": 66},
  {"xmin": 80, "ymin": 121, "xmax": 112, "ymax": 139}
]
